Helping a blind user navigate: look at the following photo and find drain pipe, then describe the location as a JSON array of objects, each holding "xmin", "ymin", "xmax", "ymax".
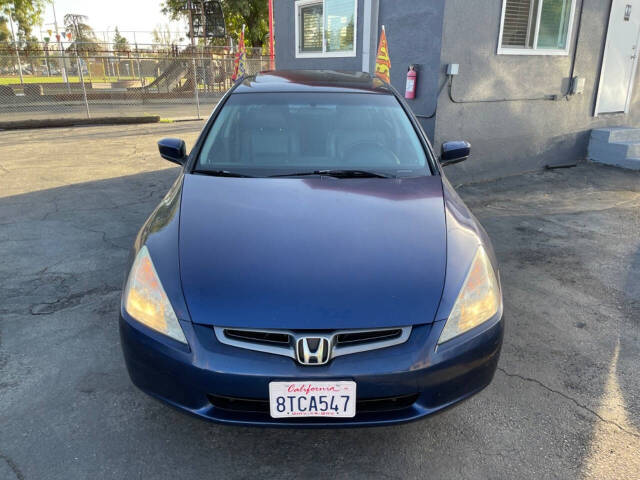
[{"xmin": 361, "ymin": 0, "xmax": 379, "ymax": 73}]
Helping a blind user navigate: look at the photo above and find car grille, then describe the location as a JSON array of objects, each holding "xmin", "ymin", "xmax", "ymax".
[
  {"xmin": 335, "ymin": 328, "xmax": 403, "ymax": 345},
  {"xmin": 224, "ymin": 329, "xmax": 290, "ymax": 346},
  {"xmin": 207, "ymin": 393, "xmax": 419, "ymax": 414},
  {"xmin": 214, "ymin": 326, "xmax": 412, "ymax": 364}
]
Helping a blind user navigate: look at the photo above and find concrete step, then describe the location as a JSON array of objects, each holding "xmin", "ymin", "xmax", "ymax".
[
  {"xmin": 588, "ymin": 140, "xmax": 640, "ymax": 170},
  {"xmin": 615, "ymin": 140, "xmax": 640, "ymax": 158},
  {"xmin": 588, "ymin": 131, "xmax": 640, "ymax": 171},
  {"xmin": 590, "ymin": 126, "xmax": 640, "ymax": 143},
  {"xmin": 589, "ymin": 155, "xmax": 640, "ymax": 170},
  {"xmin": 590, "ymin": 138, "xmax": 640, "ymax": 157}
]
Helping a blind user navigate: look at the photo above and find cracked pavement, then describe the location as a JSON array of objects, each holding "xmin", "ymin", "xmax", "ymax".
[{"xmin": 1, "ymin": 123, "xmax": 639, "ymax": 479}]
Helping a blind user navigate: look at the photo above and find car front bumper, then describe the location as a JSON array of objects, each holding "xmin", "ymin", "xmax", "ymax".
[{"xmin": 119, "ymin": 311, "xmax": 503, "ymax": 428}]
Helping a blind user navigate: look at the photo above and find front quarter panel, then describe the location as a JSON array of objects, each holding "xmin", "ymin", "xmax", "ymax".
[
  {"xmin": 122, "ymin": 173, "xmax": 191, "ymax": 323},
  {"xmin": 436, "ymin": 175, "xmax": 501, "ymax": 322}
]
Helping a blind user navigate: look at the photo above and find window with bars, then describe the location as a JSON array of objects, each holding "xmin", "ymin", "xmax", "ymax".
[
  {"xmin": 296, "ymin": 0, "xmax": 357, "ymax": 57},
  {"xmin": 499, "ymin": 0, "xmax": 575, "ymax": 54}
]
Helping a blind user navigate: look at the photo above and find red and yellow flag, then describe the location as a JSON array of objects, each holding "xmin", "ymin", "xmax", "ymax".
[
  {"xmin": 375, "ymin": 26, "xmax": 390, "ymax": 84},
  {"xmin": 232, "ymin": 26, "xmax": 247, "ymax": 81}
]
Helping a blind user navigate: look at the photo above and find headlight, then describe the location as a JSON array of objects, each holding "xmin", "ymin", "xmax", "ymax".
[
  {"xmin": 123, "ymin": 246, "xmax": 187, "ymax": 344},
  {"xmin": 438, "ymin": 246, "xmax": 500, "ymax": 344}
]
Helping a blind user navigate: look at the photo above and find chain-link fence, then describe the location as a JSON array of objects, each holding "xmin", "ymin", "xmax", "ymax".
[{"xmin": 0, "ymin": 42, "xmax": 270, "ymax": 122}]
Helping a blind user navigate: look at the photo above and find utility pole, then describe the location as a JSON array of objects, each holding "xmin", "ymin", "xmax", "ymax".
[
  {"xmin": 102, "ymin": 31, "xmax": 110, "ymax": 79},
  {"xmin": 70, "ymin": 15, "xmax": 90, "ymax": 118},
  {"xmin": 51, "ymin": 1, "xmax": 71, "ymax": 92},
  {"xmin": 268, "ymin": 0, "xmax": 275, "ymax": 70},
  {"xmin": 44, "ymin": 40, "xmax": 52, "ymax": 76},
  {"xmin": 200, "ymin": 1, "xmax": 208, "ymax": 92},
  {"xmin": 7, "ymin": 10, "xmax": 24, "ymax": 85},
  {"xmin": 187, "ymin": 1, "xmax": 201, "ymax": 119},
  {"xmin": 102, "ymin": 29, "xmax": 112, "ymax": 79},
  {"xmin": 133, "ymin": 31, "xmax": 144, "ymax": 87},
  {"xmin": 200, "ymin": 1, "xmax": 207, "ymax": 40}
]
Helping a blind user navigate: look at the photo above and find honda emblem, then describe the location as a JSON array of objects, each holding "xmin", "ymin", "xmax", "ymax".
[{"xmin": 296, "ymin": 337, "xmax": 331, "ymax": 365}]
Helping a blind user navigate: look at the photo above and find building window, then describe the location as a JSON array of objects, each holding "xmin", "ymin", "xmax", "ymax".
[
  {"xmin": 498, "ymin": 0, "xmax": 576, "ymax": 55},
  {"xmin": 295, "ymin": 0, "xmax": 357, "ymax": 58}
]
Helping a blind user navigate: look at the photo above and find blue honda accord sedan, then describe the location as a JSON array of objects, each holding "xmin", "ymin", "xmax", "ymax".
[{"xmin": 119, "ymin": 70, "xmax": 504, "ymax": 427}]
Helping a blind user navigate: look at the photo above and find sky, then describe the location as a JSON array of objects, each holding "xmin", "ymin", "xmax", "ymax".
[{"xmin": 39, "ymin": 0, "xmax": 189, "ymax": 44}]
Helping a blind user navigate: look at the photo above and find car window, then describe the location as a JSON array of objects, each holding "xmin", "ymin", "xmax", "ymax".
[{"xmin": 196, "ymin": 92, "xmax": 430, "ymax": 177}]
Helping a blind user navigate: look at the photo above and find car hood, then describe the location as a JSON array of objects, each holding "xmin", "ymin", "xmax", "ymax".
[{"xmin": 179, "ymin": 174, "xmax": 447, "ymax": 329}]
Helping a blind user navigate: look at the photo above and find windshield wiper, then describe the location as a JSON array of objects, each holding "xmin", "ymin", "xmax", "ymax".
[
  {"xmin": 193, "ymin": 169, "xmax": 254, "ymax": 178},
  {"xmin": 270, "ymin": 169, "xmax": 393, "ymax": 179}
]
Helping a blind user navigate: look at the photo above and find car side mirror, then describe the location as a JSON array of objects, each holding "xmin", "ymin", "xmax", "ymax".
[
  {"xmin": 158, "ymin": 138, "xmax": 187, "ymax": 165},
  {"xmin": 440, "ymin": 141, "xmax": 471, "ymax": 166}
]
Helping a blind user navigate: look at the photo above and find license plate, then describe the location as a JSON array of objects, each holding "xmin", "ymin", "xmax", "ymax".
[{"xmin": 269, "ymin": 381, "xmax": 356, "ymax": 418}]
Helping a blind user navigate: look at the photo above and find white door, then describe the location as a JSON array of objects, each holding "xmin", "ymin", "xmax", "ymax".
[{"xmin": 596, "ymin": 1, "xmax": 640, "ymax": 115}]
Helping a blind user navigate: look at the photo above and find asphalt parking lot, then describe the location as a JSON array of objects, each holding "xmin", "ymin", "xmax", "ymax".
[{"xmin": 1, "ymin": 123, "xmax": 639, "ymax": 480}]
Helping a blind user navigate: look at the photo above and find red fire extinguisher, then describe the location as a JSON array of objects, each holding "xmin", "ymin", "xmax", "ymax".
[{"xmin": 405, "ymin": 65, "xmax": 417, "ymax": 99}]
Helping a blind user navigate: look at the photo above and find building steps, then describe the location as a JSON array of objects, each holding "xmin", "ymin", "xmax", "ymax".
[{"xmin": 588, "ymin": 127, "xmax": 640, "ymax": 170}]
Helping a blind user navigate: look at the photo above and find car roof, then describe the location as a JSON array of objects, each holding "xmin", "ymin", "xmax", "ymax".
[{"xmin": 233, "ymin": 70, "xmax": 394, "ymax": 94}]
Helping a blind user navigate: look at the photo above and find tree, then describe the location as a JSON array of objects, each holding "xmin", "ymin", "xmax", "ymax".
[
  {"xmin": 152, "ymin": 23, "xmax": 183, "ymax": 47},
  {"xmin": 0, "ymin": 15, "xmax": 10, "ymax": 42},
  {"xmin": 220, "ymin": 0, "xmax": 268, "ymax": 48},
  {"xmin": 64, "ymin": 13, "xmax": 98, "ymax": 52},
  {"xmin": 0, "ymin": 0, "xmax": 45, "ymax": 38},
  {"xmin": 113, "ymin": 26, "xmax": 129, "ymax": 51},
  {"xmin": 22, "ymin": 34, "xmax": 41, "ymax": 72},
  {"xmin": 162, "ymin": 0, "xmax": 268, "ymax": 48},
  {"xmin": 0, "ymin": 15, "xmax": 11, "ymax": 70}
]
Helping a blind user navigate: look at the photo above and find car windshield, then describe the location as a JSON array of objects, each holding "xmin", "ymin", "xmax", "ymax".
[{"xmin": 196, "ymin": 92, "xmax": 430, "ymax": 177}]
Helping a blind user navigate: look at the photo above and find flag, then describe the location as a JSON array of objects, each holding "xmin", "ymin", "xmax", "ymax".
[
  {"xmin": 375, "ymin": 25, "xmax": 390, "ymax": 84},
  {"xmin": 232, "ymin": 26, "xmax": 247, "ymax": 82}
]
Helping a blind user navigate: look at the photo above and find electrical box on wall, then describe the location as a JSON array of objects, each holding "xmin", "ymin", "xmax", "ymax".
[
  {"xmin": 570, "ymin": 76, "xmax": 586, "ymax": 95},
  {"xmin": 447, "ymin": 64, "xmax": 459, "ymax": 76}
]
